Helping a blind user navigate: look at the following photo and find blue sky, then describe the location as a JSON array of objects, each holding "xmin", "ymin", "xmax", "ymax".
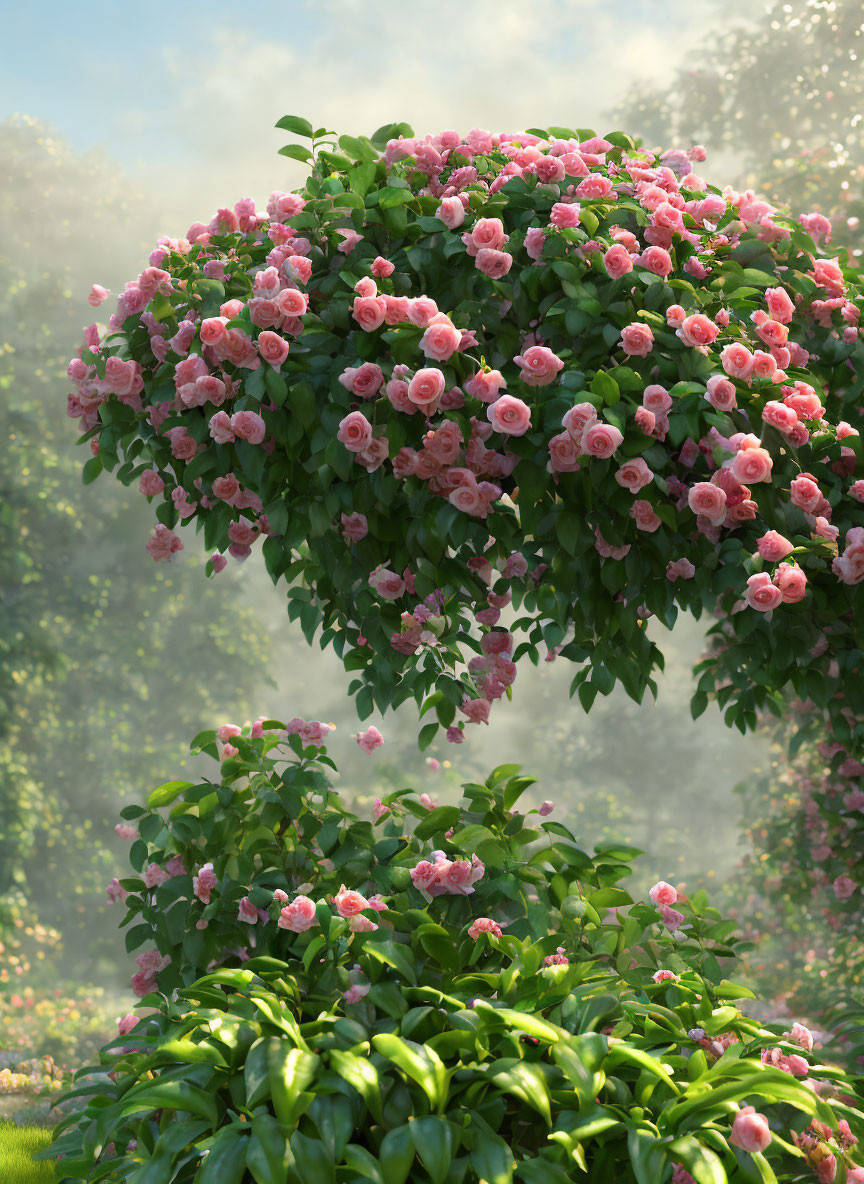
[{"xmin": 2, "ymin": 0, "xmax": 749, "ymax": 225}]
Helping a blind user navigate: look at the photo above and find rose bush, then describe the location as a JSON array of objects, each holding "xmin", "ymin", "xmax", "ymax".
[
  {"xmin": 44, "ymin": 719, "xmax": 864, "ymax": 1182},
  {"xmin": 63, "ymin": 118, "xmax": 864, "ymax": 753}
]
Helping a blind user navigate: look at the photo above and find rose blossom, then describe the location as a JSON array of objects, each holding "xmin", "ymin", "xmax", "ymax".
[
  {"xmin": 756, "ymin": 531, "xmax": 794, "ymax": 562},
  {"xmin": 437, "ymin": 197, "xmax": 466, "ymax": 228},
  {"xmin": 620, "ymin": 323, "xmax": 654, "ymax": 357},
  {"xmin": 720, "ymin": 342, "xmax": 755, "ymax": 382},
  {"xmin": 649, "ymin": 881, "xmax": 678, "ymax": 906},
  {"xmin": 604, "ymin": 243, "xmax": 634, "ymax": 279},
  {"xmin": 465, "ymin": 370, "xmax": 506, "ymax": 402},
  {"xmin": 407, "ymin": 367, "xmax": 446, "ymax": 410},
  {"xmin": 730, "ymin": 1107, "xmax": 772, "ymax": 1154},
  {"xmin": 582, "ymin": 422, "xmax": 623, "ymax": 459},
  {"xmin": 231, "ymin": 410, "xmax": 266, "ymax": 445},
  {"xmin": 687, "ymin": 482, "xmax": 727, "ymax": 524},
  {"xmin": 278, "ymin": 895, "xmax": 318, "ymax": 932},
  {"xmin": 790, "ymin": 475, "xmax": 822, "ymax": 514},
  {"xmin": 337, "ymin": 411, "xmax": 373, "ymax": 453},
  {"xmin": 774, "ymin": 563, "xmax": 807, "ymax": 604},
  {"xmin": 730, "ymin": 446, "xmax": 772, "ymax": 484},
  {"xmin": 339, "ymin": 362, "xmax": 384, "ymax": 399},
  {"xmin": 487, "ymin": 395, "xmax": 531, "ymax": 436},
  {"xmin": 334, "ymin": 885, "xmax": 370, "ymax": 917},
  {"xmin": 357, "ymin": 726, "xmax": 384, "ymax": 754},
  {"xmin": 468, "ymin": 917, "xmax": 503, "ymax": 940},
  {"xmin": 420, "ymin": 318, "xmax": 462, "ymax": 361},
  {"xmin": 746, "ymin": 572, "xmax": 783, "ymax": 612},
  {"xmin": 678, "ymin": 313, "xmax": 719, "ymax": 349},
  {"xmin": 513, "ymin": 345, "xmax": 564, "ymax": 387},
  {"xmin": 257, "ymin": 330, "xmax": 290, "ymax": 367}
]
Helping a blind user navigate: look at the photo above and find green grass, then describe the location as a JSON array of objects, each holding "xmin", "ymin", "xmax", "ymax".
[{"xmin": 0, "ymin": 1122, "xmax": 55, "ymax": 1183}]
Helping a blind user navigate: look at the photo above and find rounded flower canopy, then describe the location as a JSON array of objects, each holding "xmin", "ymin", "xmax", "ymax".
[{"xmin": 67, "ymin": 118, "xmax": 864, "ymax": 751}]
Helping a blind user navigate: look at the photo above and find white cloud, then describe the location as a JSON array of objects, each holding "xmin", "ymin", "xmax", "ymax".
[{"xmin": 142, "ymin": 0, "xmax": 745, "ymax": 230}]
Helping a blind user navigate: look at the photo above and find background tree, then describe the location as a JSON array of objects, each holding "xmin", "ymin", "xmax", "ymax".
[
  {"xmin": 611, "ymin": 0, "xmax": 864, "ymax": 255},
  {"xmin": 0, "ymin": 116, "xmax": 270, "ymax": 986}
]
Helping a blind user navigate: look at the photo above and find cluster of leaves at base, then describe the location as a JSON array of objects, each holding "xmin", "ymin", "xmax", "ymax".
[{"xmin": 46, "ymin": 723, "xmax": 864, "ymax": 1182}]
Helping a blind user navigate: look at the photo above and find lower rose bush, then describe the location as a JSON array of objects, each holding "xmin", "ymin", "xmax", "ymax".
[{"xmin": 44, "ymin": 720, "xmax": 864, "ymax": 1182}]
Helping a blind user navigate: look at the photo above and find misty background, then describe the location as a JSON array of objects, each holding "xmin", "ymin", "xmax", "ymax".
[{"xmin": 2, "ymin": 0, "xmax": 859, "ymax": 1073}]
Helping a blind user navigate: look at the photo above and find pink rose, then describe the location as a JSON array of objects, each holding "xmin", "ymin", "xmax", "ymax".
[
  {"xmin": 549, "ymin": 202, "xmax": 581, "ymax": 229},
  {"xmin": 615, "ymin": 458, "xmax": 653, "ymax": 493},
  {"xmin": 756, "ymin": 531, "xmax": 794, "ymax": 562},
  {"xmin": 369, "ymin": 566, "xmax": 405, "ymax": 600},
  {"xmin": 357, "ymin": 726, "xmax": 384, "ymax": 754},
  {"xmin": 730, "ymin": 1107, "xmax": 772, "ymax": 1154},
  {"xmin": 420, "ymin": 318, "xmax": 462, "ymax": 361},
  {"xmin": 649, "ymin": 880, "xmax": 678, "ymax": 907},
  {"xmin": 475, "ymin": 247, "xmax": 513, "ymax": 279},
  {"xmin": 278, "ymin": 895, "xmax": 318, "ymax": 932},
  {"xmin": 352, "ymin": 295, "xmax": 387, "ymax": 332},
  {"xmin": 640, "ymin": 246, "xmax": 673, "ymax": 278},
  {"xmin": 631, "ymin": 499, "xmax": 661, "ymax": 532},
  {"xmin": 790, "ymin": 475, "xmax": 822, "ymax": 514},
  {"xmin": 88, "ymin": 284, "xmax": 110, "ymax": 307},
  {"xmin": 468, "ymin": 917, "xmax": 503, "ymax": 940},
  {"xmin": 339, "ymin": 362, "xmax": 384, "ymax": 399},
  {"xmin": 193, "ymin": 862, "xmax": 218, "ymax": 904},
  {"xmin": 238, "ymin": 897, "xmax": 259, "ymax": 924},
  {"xmin": 643, "ymin": 385, "xmax": 672, "ymax": 414},
  {"xmin": 666, "ymin": 558, "xmax": 696, "ymax": 581},
  {"xmin": 730, "ymin": 447, "xmax": 772, "ymax": 484},
  {"xmin": 200, "ymin": 317, "xmax": 228, "ymax": 345},
  {"xmin": 487, "ymin": 395, "xmax": 531, "ymax": 436},
  {"xmin": 666, "ymin": 304, "xmax": 686, "ymax": 328},
  {"xmin": 437, "ymin": 197, "xmax": 466, "ymax": 228},
  {"xmin": 678, "ymin": 314, "xmax": 719, "ymax": 349},
  {"xmin": 604, "ymin": 243, "xmax": 634, "ymax": 279},
  {"xmin": 469, "ymin": 217, "xmax": 507, "ymax": 253},
  {"xmin": 145, "ymin": 524, "xmax": 183, "ymax": 562},
  {"xmin": 720, "ymin": 342, "xmax": 755, "ymax": 382},
  {"xmin": 337, "ymin": 411, "xmax": 373, "ymax": 453},
  {"xmin": 209, "ymin": 410, "xmax": 235, "ymax": 444},
  {"xmin": 582, "ymin": 422, "xmax": 624, "ymax": 459},
  {"xmin": 231, "ymin": 410, "xmax": 266, "ymax": 445},
  {"xmin": 257, "ymin": 330, "xmax": 290, "ymax": 367},
  {"xmin": 465, "ymin": 370, "xmax": 506, "ymax": 403},
  {"xmin": 334, "ymin": 884, "xmax": 370, "ymax": 918},
  {"xmin": 620, "ymin": 323, "xmax": 654, "ymax": 357},
  {"xmin": 746, "ymin": 572, "xmax": 783, "ymax": 612},
  {"xmin": 548, "ymin": 431, "xmax": 581, "ymax": 472},
  {"xmin": 705, "ymin": 375, "xmax": 737, "ymax": 412},
  {"xmin": 514, "ymin": 345, "xmax": 564, "ymax": 387},
  {"xmin": 563, "ymin": 402, "xmax": 598, "ymax": 439},
  {"xmin": 688, "ymin": 482, "xmax": 727, "ymax": 525},
  {"xmin": 341, "ymin": 512, "xmax": 368, "ymax": 542},
  {"xmin": 139, "ymin": 470, "xmax": 165, "ymax": 497},
  {"xmin": 765, "ymin": 286, "xmax": 795, "ymax": 323},
  {"xmin": 774, "ymin": 563, "xmax": 807, "ymax": 604},
  {"xmin": 833, "ymin": 875, "xmax": 856, "ymax": 901},
  {"xmin": 407, "ymin": 367, "xmax": 446, "ymax": 410}
]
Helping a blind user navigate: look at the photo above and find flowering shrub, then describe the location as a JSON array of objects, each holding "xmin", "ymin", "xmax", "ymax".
[
  {"xmin": 46, "ymin": 719, "xmax": 864, "ymax": 1182},
  {"xmin": 64, "ymin": 118, "xmax": 864, "ymax": 751}
]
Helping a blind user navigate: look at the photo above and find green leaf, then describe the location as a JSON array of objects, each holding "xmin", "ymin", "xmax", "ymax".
[
  {"xmin": 290, "ymin": 1130, "xmax": 334, "ymax": 1184},
  {"xmin": 591, "ymin": 370, "xmax": 620, "ymax": 406},
  {"xmin": 279, "ymin": 144, "xmax": 313, "ymax": 163},
  {"xmin": 119, "ymin": 1080, "xmax": 217, "ymax": 1125},
  {"xmin": 147, "ymin": 780, "xmax": 194, "ymax": 808},
  {"xmin": 329, "ymin": 1049, "xmax": 384, "ymax": 1122},
  {"xmin": 275, "ymin": 115, "xmax": 314, "ymax": 137},
  {"xmin": 666, "ymin": 1136, "xmax": 727, "ymax": 1184},
  {"xmin": 268, "ymin": 1043, "xmax": 320, "ymax": 1126},
  {"xmin": 470, "ymin": 1128, "xmax": 514, "ymax": 1184},
  {"xmin": 365, "ymin": 938, "xmax": 418, "ymax": 985},
  {"xmin": 414, "ymin": 805, "xmax": 461, "ymax": 840},
  {"xmin": 246, "ymin": 1115, "xmax": 288, "ymax": 1184},
  {"xmin": 488, "ymin": 1059, "xmax": 552, "ymax": 1125},
  {"xmin": 369, "ymin": 122, "xmax": 415, "ymax": 149},
  {"xmin": 196, "ymin": 1129, "xmax": 249, "ymax": 1184},
  {"xmin": 410, "ymin": 1117, "xmax": 453, "ymax": 1184},
  {"xmin": 339, "ymin": 134, "xmax": 377, "ymax": 163},
  {"xmin": 378, "ymin": 1125, "xmax": 415, "ymax": 1184},
  {"xmin": 372, "ymin": 1033, "xmax": 448, "ymax": 1109}
]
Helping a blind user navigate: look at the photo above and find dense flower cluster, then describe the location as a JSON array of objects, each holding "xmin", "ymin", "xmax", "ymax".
[{"xmin": 64, "ymin": 118, "xmax": 864, "ymax": 749}]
